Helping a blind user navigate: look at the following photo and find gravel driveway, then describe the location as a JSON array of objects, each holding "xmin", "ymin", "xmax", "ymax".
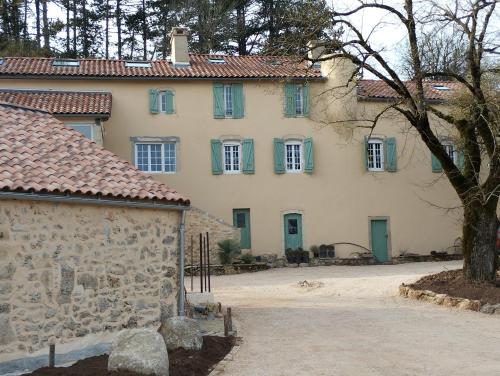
[{"xmin": 208, "ymin": 261, "xmax": 500, "ymax": 376}]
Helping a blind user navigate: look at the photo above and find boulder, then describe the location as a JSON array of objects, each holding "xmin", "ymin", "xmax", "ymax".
[
  {"xmin": 159, "ymin": 316, "xmax": 203, "ymax": 351},
  {"xmin": 186, "ymin": 292, "xmax": 214, "ymax": 306},
  {"xmin": 108, "ymin": 328, "xmax": 169, "ymax": 376}
]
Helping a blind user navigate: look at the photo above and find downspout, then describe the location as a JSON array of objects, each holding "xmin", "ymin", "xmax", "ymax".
[{"xmin": 178, "ymin": 208, "xmax": 186, "ymax": 316}]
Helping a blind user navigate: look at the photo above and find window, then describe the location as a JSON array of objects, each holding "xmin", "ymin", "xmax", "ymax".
[
  {"xmin": 432, "ymin": 85, "xmax": 451, "ymax": 91},
  {"xmin": 295, "ymin": 85, "xmax": 304, "ymax": 116},
  {"xmin": 236, "ymin": 213, "xmax": 246, "ymax": 228},
  {"xmin": 53, "ymin": 59, "xmax": 79, "ymax": 67},
  {"xmin": 135, "ymin": 143, "xmax": 176, "ymax": 173},
  {"xmin": 285, "ymin": 141, "xmax": 302, "ymax": 172},
  {"xmin": 288, "ymin": 219, "xmax": 298, "ymax": 234},
  {"xmin": 125, "ymin": 61, "xmax": 151, "ymax": 68},
  {"xmin": 66, "ymin": 124, "xmax": 93, "ymax": 140},
  {"xmin": 367, "ymin": 139, "xmax": 384, "ymax": 171},
  {"xmin": 443, "ymin": 142, "xmax": 456, "ymax": 163},
  {"xmin": 208, "ymin": 58, "xmax": 226, "ymax": 64},
  {"xmin": 223, "ymin": 142, "xmax": 241, "ymax": 173},
  {"xmin": 159, "ymin": 91, "xmax": 173, "ymax": 113},
  {"xmin": 224, "ymin": 84, "xmax": 233, "ymax": 117}
]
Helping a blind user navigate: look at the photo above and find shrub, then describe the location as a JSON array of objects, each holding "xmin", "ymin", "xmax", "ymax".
[
  {"xmin": 310, "ymin": 245, "xmax": 319, "ymax": 258},
  {"xmin": 217, "ymin": 239, "xmax": 241, "ymax": 265},
  {"xmin": 240, "ymin": 252, "xmax": 255, "ymax": 264}
]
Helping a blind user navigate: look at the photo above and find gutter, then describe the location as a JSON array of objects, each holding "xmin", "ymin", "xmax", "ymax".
[
  {"xmin": 0, "ymin": 75, "xmax": 327, "ymax": 82},
  {"xmin": 178, "ymin": 209, "xmax": 186, "ymax": 316}
]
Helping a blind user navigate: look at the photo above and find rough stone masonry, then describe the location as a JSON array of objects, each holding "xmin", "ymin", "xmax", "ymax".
[{"xmin": 0, "ymin": 199, "xmax": 180, "ymax": 361}]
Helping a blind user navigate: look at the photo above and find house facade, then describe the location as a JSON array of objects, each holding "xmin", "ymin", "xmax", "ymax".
[{"xmin": 0, "ymin": 29, "xmax": 463, "ymax": 260}]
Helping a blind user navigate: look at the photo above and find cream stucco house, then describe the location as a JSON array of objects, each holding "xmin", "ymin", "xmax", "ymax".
[{"xmin": 0, "ymin": 28, "xmax": 463, "ymax": 261}]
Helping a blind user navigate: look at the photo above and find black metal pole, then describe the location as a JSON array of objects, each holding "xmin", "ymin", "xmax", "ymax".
[
  {"xmin": 190, "ymin": 235, "xmax": 193, "ymax": 292},
  {"xmin": 49, "ymin": 344, "xmax": 55, "ymax": 367},
  {"xmin": 199, "ymin": 233, "xmax": 203, "ymax": 293},
  {"xmin": 203, "ymin": 234, "xmax": 207, "ymax": 292},
  {"xmin": 207, "ymin": 232, "xmax": 211, "ymax": 292}
]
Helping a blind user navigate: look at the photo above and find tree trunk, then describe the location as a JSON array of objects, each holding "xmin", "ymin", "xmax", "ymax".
[
  {"xmin": 236, "ymin": 2, "xmax": 246, "ymax": 55},
  {"xmin": 105, "ymin": 0, "xmax": 109, "ymax": 59},
  {"xmin": 142, "ymin": 0, "xmax": 147, "ymax": 60},
  {"xmin": 35, "ymin": 0, "xmax": 41, "ymax": 47},
  {"xmin": 462, "ymin": 198, "xmax": 498, "ymax": 281},
  {"xmin": 65, "ymin": 0, "xmax": 70, "ymax": 54},
  {"xmin": 72, "ymin": 0, "xmax": 76, "ymax": 55},
  {"xmin": 42, "ymin": 0, "xmax": 49, "ymax": 50},
  {"xmin": 82, "ymin": 0, "xmax": 88, "ymax": 57},
  {"xmin": 116, "ymin": 0, "xmax": 122, "ymax": 59}
]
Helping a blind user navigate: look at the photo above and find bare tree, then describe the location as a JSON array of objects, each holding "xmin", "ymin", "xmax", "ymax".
[{"xmin": 304, "ymin": 0, "xmax": 499, "ymax": 281}]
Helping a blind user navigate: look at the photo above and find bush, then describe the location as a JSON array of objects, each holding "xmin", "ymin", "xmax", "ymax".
[
  {"xmin": 310, "ymin": 245, "xmax": 319, "ymax": 258},
  {"xmin": 240, "ymin": 252, "xmax": 255, "ymax": 264},
  {"xmin": 217, "ymin": 239, "xmax": 241, "ymax": 265}
]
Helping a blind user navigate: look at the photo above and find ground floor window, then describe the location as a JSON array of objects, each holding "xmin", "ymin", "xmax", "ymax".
[{"xmin": 135, "ymin": 143, "xmax": 176, "ymax": 173}]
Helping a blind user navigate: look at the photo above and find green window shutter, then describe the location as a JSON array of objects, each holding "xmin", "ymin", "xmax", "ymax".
[
  {"xmin": 242, "ymin": 139, "xmax": 254, "ymax": 174},
  {"xmin": 384, "ymin": 137, "xmax": 397, "ymax": 172},
  {"xmin": 210, "ymin": 140, "xmax": 223, "ymax": 175},
  {"xmin": 284, "ymin": 83, "xmax": 296, "ymax": 118},
  {"xmin": 213, "ymin": 83, "xmax": 224, "ymax": 118},
  {"xmin": 149, "ymin": 89, "xmax": 159, "ymax": 114},
  {"xmin": 456, "ymin": 150, "xmax": 464, "ymax": 171},
  {"xmin": 363, "ymin": 136, "xmax": 369, "ymax": 171},
  {"xmin": 303, "ymin": 83, "xmax": 310, "ymax": 117},
  {"xmin": 431, "ymin": 153, "xmax": 442, "ymax": 173},
  {"xmin": 304, "ymin": 137, "xmax": 314, "ymax": 173},
  {"xmin": 165, "ymin": 90, "xmax": 174, "ymax": 114},
  {"xmin": 273, "ymin": 138, "xmax": 285, "ymax": 174},
  {"xmin": 232, "ymin": 83, "xmax": 244, "ymax": 119}
]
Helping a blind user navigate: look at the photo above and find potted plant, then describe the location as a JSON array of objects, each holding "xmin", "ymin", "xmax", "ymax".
[
  {"xmin": 217, "ymin": 239, "xmax": 241, "ymax": 265},
  {"xmin": 240, "ymin": 252, "xmax": 255, "ymax": 264},
  {"xmin": 285, "ymin": 248, "xmax": 297, "ymax": 264},
  {"xmin": 310, "ymin": 245, "xmax": 319, "ymax": 258}
]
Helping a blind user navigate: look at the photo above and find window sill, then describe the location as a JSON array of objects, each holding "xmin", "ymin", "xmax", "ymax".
[
  {"xmin": 142, "ymin": 171, "xmax": 177, "ymax": 175},
  {"xmin": 223, "ymin": 171, "xmax": 242, "ymax": 175}
]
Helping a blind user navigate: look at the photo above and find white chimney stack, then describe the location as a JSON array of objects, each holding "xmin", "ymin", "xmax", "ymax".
[
  {"xmin": 170, "ymin": 27, "xmax": 190, "ymax": 66},
  {"xmin": 307, "ymin": 40, "xmax": 325, "ymax": 63}
]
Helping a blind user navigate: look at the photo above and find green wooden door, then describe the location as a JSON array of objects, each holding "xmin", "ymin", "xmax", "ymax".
[
  {"xmin": 370, "ymin": 219, "xmax": 389, "ymax": 262},
  {"xmin": 233, "ymin": 209, "xmax": 251, "ymax": 249},
  {"xmin": 284, "ymin": 213, "xmax": 303, "ymax": 250}
]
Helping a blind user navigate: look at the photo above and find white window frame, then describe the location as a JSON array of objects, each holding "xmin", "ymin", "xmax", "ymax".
[
  {"xmin": 223, "ymin": 141, "xmax": 241, "ymax": 174},
  {"xmin": 442, "ymin": 142, "xmax": 457, "ymax": 164},
  {"xmin": 159, "ymin": 91, "xmax": 170, "ymax": 114},
  {"xmin": 134, "ymin": 142, "xmax": 176, "ymax": 174},
  {"xmin": 65, "ymin": 123, "xmax": 94, "ymax": 140},
  {"xmin": 367, "ymin": 139, "xmax": 384, "ymax": 172},
  {"xmin": 295, "ymin": 84, "xmax": 304, "ymax": 116},
  {"xmin": 285, "ymin": 140, "xmax": 303, "ymax": 173},
  {"xmin": 223, "ymin": 84, "xmax": 233, "ymax": 117}
]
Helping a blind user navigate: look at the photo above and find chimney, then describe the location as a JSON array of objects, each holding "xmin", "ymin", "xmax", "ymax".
[
  {"xmin": 307, "ymin": 40, "xmax": 325, "ymax": 64},
  {"xmin": 170, "ymin": 27, "xmax": 190, "ymax": 66}
]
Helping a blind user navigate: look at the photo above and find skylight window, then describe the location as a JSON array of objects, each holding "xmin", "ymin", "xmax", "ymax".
[
  {"xmin": 432, "ymin": 85, "xmax": 451, "ymax": 91},
  {"xmin": 208, "ymin": 58, "xmax": 226, "ymax": 64},
  {"xmin": 0, "ymin": 58, "xmax": 4, "ymax": 65},
  {"xmin": 125, "ymin": 61, "xmax": 152, "ymax": 68},
  {"xmin": 52, "ymin": 59, "xmax": 80, "ymax": 67}
]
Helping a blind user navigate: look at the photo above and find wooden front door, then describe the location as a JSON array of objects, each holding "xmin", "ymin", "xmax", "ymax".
[
  {"xmin": 370, "ymin": 219, "xmax": 389, "ymax": 262},
  {"xmin": 284, "ymin": 213, "xmax": 303, "ymax": 251},
  {"xmin": 233, "ymin": 209, "xmax": 251, "ymax": 249}
]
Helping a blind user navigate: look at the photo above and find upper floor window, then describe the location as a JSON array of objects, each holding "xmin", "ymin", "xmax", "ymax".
[
  {"xmin": 367, "ymin": 139, "xmax": 384, "ymax": 171},
  {"xmin": 135, "ymin": 143, "xmax": 176, "ymax": 173},
  {"xmin": 284, "ymin": 83, "xmax": 309, "ymax": 118},
  {"xmin": 223, "ymin": 142, "xmax": 241, "ymax": 174},
  {"xmin": 149, "ymin": 89, "xmax": 174, "ymax": 114},
  {"xmin": 442, "ymin": 142, "xmax": 457, "ymax": 164},
  {"xmin": 66, "ymin": 123, "xmax": 93, "ymax": 140},
  {"xmin": 285, "ymin": 141, "xmax": 302, "ymax": 172},
  {"xmin": 213, "ymin": 83, "xmax": 244, "ymax": 119}
]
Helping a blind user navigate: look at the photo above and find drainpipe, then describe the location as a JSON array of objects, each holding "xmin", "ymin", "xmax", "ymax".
[{"xmin": 178, "ymin": 209, "xmax": 187, "ymax": 316}]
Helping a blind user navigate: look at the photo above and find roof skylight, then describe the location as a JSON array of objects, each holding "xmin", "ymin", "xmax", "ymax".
[
  {"xmin": 207, "ymin": 58, "xmax": 226, "ymax": 64},
  {"xmin": 125, "ymin": 61, "xmax": 152, "ymax": 68},
  {"xmin": 0, "ymin": 58, "xmax": 4, "ymax": 66},
  {"xmin": 53, "ymin": 59, "xmax": 80, "ymax": 67},
  {"xmin": 432, "ymin": 85, "xmax": 451, "ymax": 91}
]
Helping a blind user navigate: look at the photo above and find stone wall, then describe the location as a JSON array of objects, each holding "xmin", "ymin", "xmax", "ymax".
[
  {"xmin": 184, "ymin": 207, "xmax": 240, "ymax": 265},
  {"xmin": 0, "ymin": 199, "xmax": 180, "ymax": 362}
]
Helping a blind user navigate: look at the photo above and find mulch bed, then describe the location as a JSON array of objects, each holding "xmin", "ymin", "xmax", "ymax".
[
  {"xmin": 22, "ymin": 336, "xmax": 235, "ymax": 376},
  {"xmin": 409, "ymin": 269, "xmax": 500, "ymax": 305}
]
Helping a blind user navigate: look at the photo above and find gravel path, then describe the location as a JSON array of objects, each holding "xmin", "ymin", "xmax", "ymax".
[{"xmin": 208, "ymin": 261, "xmax": 500, "ymax": 376}]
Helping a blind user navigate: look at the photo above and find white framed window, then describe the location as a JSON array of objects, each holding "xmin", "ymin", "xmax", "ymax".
[
  {"xmin": 66, "ymin": 123, "xmax": 93, "ymax": 140},
  {"xmin": 159, "ymin": 91, "xmax": 169, "ymax": 113},
  {"xmin": 367, "ymin": 139, "xmax": 384, "ymax": 171},
  {"xmin": 285, "ymin": 141, "xmax": 302, "ymax": 172},
  {"xmin": 442, "ymin": 142, "xmax": 457, "ymax": 164},
  {"xmin": 295, "ymin": 84, "xmax": 304, "ymax": 116},
  {"xmin": 223, "ymin": 142, "xmax": 241, "ymax": 173},
  {"xmin": 223, "ymin": 84, "xmax": 233, "ymax": 117},
  {"xmin": 135, "ymin": 143, "xmax": 176, "ymax": 173}
]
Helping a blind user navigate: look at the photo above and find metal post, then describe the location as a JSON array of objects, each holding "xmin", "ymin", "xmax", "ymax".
[
  {"xmin": 227, "ymin": 307, "xmax": 233, "ymax": 332},
  {"xmin": 207, "ymin": 232, "xmax": 211, "ymax": 292},
  {"xmin": 49, "ymin": 344, "xmax": 55, "ymax": 367},
  {"xmin": 203, "ymin": 234, "xmax": 207, "ymax": 292},
  {"xmin": 190, "ymin": 235, "xmax": 194, "ymax": 292},
  {"xmin": 199, "ymin": 233, "xmax": 203, "ymax": 293}
]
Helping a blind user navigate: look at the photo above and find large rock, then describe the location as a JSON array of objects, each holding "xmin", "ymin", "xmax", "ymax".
[
  {"xmin": 108, "ymin": 328, "xmax": 169, "ymax": 376},
  {"xmin": 159, "ymin": 316, "xmax": 203, "ymax": 351}
]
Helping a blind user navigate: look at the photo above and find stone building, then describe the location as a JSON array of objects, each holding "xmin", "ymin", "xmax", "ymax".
[{"xmin": 0, "ymin": 103, "xmax": 190, "ymax": 372}]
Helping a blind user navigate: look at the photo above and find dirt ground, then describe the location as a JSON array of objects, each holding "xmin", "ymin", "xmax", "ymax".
[
  {"xmin": 410, "ymin": 269, "xmax": 500, "ymax": 304},
  {"xmin": 207, "ymin": 261, "xmax": 500, "ymax": 376},
  {"xmin": 22, "ymin": 336, "xmax": 234, "ymax": 376}
]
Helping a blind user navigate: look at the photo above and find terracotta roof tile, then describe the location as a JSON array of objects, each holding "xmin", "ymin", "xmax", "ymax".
[
  {"xmin": 357, "ymin": 79, "xmax": 461, "ymax": 101},
  {"xmin": 0, "ymin": 89, "xmax": 111, "ymax": 115},
  {"xmin": 0, "ymin": 103, "xmax": 189, "ymax": 205},
  {"xmin": 0, "ymin": 55, "xmax": 322, "ymax": 79}
]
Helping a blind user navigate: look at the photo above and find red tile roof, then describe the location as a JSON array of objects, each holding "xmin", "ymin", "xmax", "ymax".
[
  {"xmin": 357, "ymin": 79, "xmax": 461, "ymax": 101},
  {"xmin": 0, "ymin": 103, "xmax": 189, "ymax": 205},
  {"xmin": 0, "ymin": 89, "xmax": 111, "ymax": 116},
  {"xmin": 0, "ymin": 55, "xmax": 322, "ymax": 80}
]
